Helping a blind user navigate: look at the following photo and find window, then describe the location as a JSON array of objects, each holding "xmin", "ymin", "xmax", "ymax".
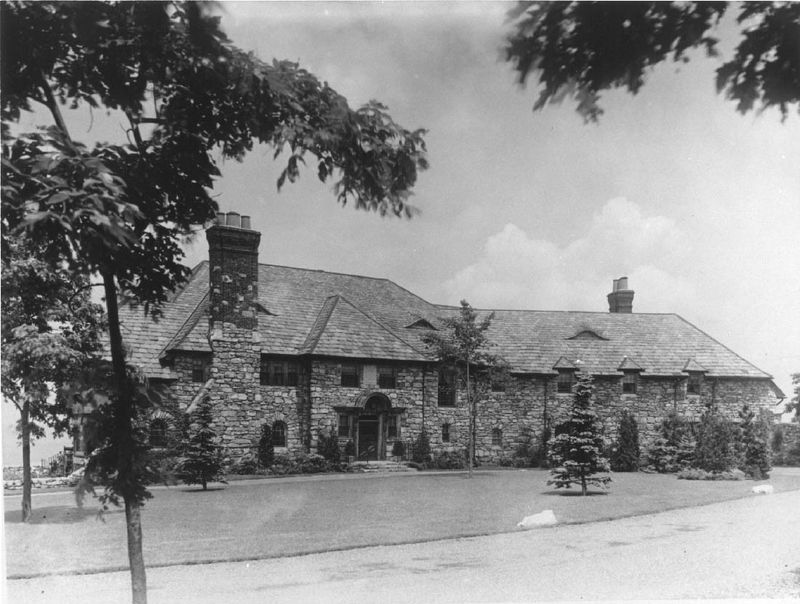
[
  {"xmin": 341, "ymin": 363, "xmax": 360, "ymax": 387},
  {"xmin": 492, "ymin": 428, "xmax": 503, "ymax": 446},
  {"xmin": 149, "ymin": 418, "xmax": 168, "ymax": 448},
  {"xmin": 272, "ymin": 421, "xmax": 287, "ymax": 447},
  {"xmin": 438, "ymin": 367, "xmax": 456, "ymax": 406},
  {"xmin": 378, "ymin": 366, "xmax": 397, "ymax": 389},
  {"xmin": 338, "ymin": 414, "xmax": 351, "ymax": 438},
  {"xmin": 191, "ymin": 358, "xmax": 207, "ymax": 382},
  {"xmin": 557, "ymin": 370, "xmax": 575, "ymax": 394},
  {"xmin": 687, "ymin": 373, "xmax": 702, "ymax": 396},
  {"xmin": 490, "ymin": 373, "xmax": 506, "ymax": 392},
  {"xmin": 387, "ymin": 415, "xmax": 398, "ymax": 439},
  {"xmin": 441, "ymin": 423, "xmax": 450, "ymax": 443},
  {"xmin": 260, "ymin": 358, "xmax": 299, "ymax": 386},
  {"xmin": 622, "ymin": 371, "xmax": 638, "ymax": 395}
]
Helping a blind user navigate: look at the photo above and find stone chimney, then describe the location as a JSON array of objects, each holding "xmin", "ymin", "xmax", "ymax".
[
  {"xmin": 207, "ymin": 211, "xmax": 261, "ymax": 330},
  {"xmin": 607, "ymin": 277, "xmax": 634, "ymax": 313}
]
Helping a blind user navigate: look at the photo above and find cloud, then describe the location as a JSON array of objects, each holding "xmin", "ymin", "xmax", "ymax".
[{"xmin": 444, "ymin": 197, "xmax": 695, "ymax": 312}]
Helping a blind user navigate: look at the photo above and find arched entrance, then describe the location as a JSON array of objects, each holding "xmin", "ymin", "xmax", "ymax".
[{"xmin": 357, "ymin": 394, "xmax": 391, "ymax": 461}]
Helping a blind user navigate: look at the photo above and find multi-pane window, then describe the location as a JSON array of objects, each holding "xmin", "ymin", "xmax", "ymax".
[
  {"xmin": 338, "ymin": 414, "xmax": 351, "ymax": 438},
  {"xmin": 387, "ymin": 415, "xmax": 398, "ymax": 439},
  {"xmin": 378, "ymin": 366, "xmax": 397, "ymax": 389},
  {"xmin": 191, "ymin": 357, "xmax": 207, "ymax": 382},
  {"xmin": 687, "ymin": 373, "xmax": 702, "ymax": 396},
  {"xmin": 491, "ymin": 428, "xmax": 503, "ymax": 446},
  {"xmin": 272, "ymin": 421, "xmax": 287, "ymax": 447},
  {"xmin": 622, "ymin": 371, "xmax": 638, "ymax": 395},
  {"xmin": 441, "ymin": 423, "xmax": 450, "ymax": 443},
  {"xmin": 557, "ymin": 370, "xmax": 575, "ymax": 394},
  {"xmin": 490, "ymin": 373, "xmax": 506, "ymax": 392},
  {"xmin": 149, "ymin": 418, "xmax": 168, "ymax": 448},
  {"xmin": 260, "ymin": 358, "xmax": 299, "ymax": 386},
  {"xmin": 438, "ymin": 367, "xmax": 457, "ymax": 406},
  {"xmin": 341, "ymin": 363, "xmax": 361, "ymax": 387}
]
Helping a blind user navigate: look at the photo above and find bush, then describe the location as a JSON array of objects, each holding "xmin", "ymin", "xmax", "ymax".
[
  {"xmin": 228, "ymin": 452, "xmax": 260, "ymax": 475},
  {"xmin": 610, "ymin": 410, "xmax": 641, "ymax": 472},
  {"xmin": 411, "ymin": 430, "xmax": 431, "ymax": 464},
  {"xmin": 737, "ymin": 404, "xmax": 771, "ymax": 479},
  {"xmin": 391, "ymin": 440, "xmax": 406, "ymax": 458},
  {"xmin": 678, "ymin": 468, "xmax": 745, "ymax": 481},
  {"xmin": 257, "ymin": 423, "xmax": 274, "ymax": 469},
  {"xmin": 316, "ymin": 430, "xmax": 341, "ymax": 464},
  {"xmin": 432, "ymin": 450, "xmax": 467, "ymax": 469},
  {"xmin": 693, "ymin": 405, "xmax": 736, "ymax": 473},
  {"xmin": 269, "ymin": 453, "xmax": 339, "ymax": 475},
  {"xmin": 175, "ymin": 398, "xmax": 226, "ymax": 490},
  {"xmin": 647, "ymin": 413, "xmax": 695, "ymax": 473},
  {"xmin": 344, "ymin": 439, "xmax": 356, "ymax": 459}
]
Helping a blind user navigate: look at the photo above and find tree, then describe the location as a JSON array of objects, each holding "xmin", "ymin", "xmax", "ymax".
[
  {"xmin": 422, "ymin": 300, "xmax": 502, "ymax": 477},
  {"xmin": 1, "ymin": 3, "xmax": 427, "ymax": 602},
  {"xmin": 505, "ymin": 2, "xmax": 800, "ymax": 122},
  {"xmin": 787, "ymin": 373, "xmax": 800, "ymax": 420},
  {"xmin": 1, "ymin": 235, "xmax": 105, "ymax": 522},
  {"xmin": 610, "ymin": 410, "xmax": 641, "ymax": 472},
  {"xmin": 693, "ymin": 403, "xmax": 735, "ymax": 473},
  {"xmin": 257, "ymin": 423, "xmax": 274, "ymax": 469},
  {"xmin": 737, "ymin": 403, "xmax": 771, "ymax": 479},
  {"xmin": 176, "ymin": 398, "xmax": 225, "ymax": 490},
  {"xmin": 548, "ymin": 374, "xmax": 611, "ymax": 495}
]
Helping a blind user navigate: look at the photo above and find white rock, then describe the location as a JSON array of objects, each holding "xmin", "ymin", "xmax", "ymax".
[
  {"xmin": 751, "ymin": 485, "xmax": 774, "ymax": 495},
  {"xmin": 517, "ymin": 509, "xmax": 557, "ymax": 529}
]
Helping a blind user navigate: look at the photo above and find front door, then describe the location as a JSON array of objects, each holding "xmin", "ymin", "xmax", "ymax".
[{"xmin": 358, "ymin": 416, "xmax": 379, "ymax": 460}]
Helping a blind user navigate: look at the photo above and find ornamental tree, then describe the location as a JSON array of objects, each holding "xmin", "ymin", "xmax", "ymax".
[
  {"xmin": 176, "ymin": 397, "xmax": 225, "ymax": 491},
  {"xmin": 737, "ymin": 403, "xmax": 771, "ymax": 479},
  {"xmin": 548, "ymin": 374, "xmax": 611, "ymax": 495},
  {"xmin": 506, "ymin": 2, "xmax": 800, "ymax": 122},
  {"xmin": 1, "ymin": 3, "xmax": 427, "ymax": 602},
  {"xmin": 610, "ymin": 409, "xmax": 641, "ymax": 472}
]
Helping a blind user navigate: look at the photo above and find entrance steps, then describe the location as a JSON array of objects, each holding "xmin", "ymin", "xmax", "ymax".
[{"xmin": 350, "ymin": 460, "xmax": 416, "ymax": 473}]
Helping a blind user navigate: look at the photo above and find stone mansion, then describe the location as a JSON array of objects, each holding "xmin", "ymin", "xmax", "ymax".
[{"xmin": 117, "ymin": 212, "xmax": 784, "ymax": 463}]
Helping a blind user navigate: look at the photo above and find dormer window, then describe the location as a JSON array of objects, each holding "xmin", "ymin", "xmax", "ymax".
[
  {"xmin": 622, "ymin": 371, "xmax": 638, "ymax": 395},
  {"xmin": 557, "ymin": 370, "xmax": 575, "ymax": 394},
  {"xmin": 687, "ymin": 373, "xmax": 702, "ymax": 396}
]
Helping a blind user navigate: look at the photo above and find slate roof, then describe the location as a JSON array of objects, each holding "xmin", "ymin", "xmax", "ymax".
[{"xmin": 118, "ymin": 261, "xmax": 774, "ymax": 382}]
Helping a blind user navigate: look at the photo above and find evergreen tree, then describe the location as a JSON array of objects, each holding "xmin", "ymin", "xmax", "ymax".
[
  {"xmin": 548, "ymin": 375, "xmax": 611, "ymax": 495},
  {"xmin": 693, "ymin": 404, "xmax": 735, "ymax": 473},
  {"xmin": 176, "ymin": 398, "xmax": 225, "ymax": 490},
  {"xmin": 412, "ymin": 429, "xmax": 431, "ymax": 465},
  {"xmin": 611, "ymin": 410, "xmax": 641, "ymax": 472},
  {"xmin": 257, "ymin": 423, "xmax": 274, "ymax": 469},
  {"xmin": 738, "ymin": 404, "xmax": 771, "ymax": 479}
]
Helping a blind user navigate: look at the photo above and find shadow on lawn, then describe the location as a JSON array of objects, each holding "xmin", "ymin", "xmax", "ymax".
[
  {"xmin": 542, "ymin": 490, "xmax": 609, "ymax": 497},
  {"xmin": 4, "ymin": 504, "xmax": 119, "ymax": 525},
  {"xmin": 180, "ymin": 486, "xmax": 227, "ymax": 493}
]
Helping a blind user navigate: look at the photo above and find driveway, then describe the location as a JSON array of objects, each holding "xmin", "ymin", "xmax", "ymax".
[{"xmin": 8, "ymin": 488, "xmax": 800, "ymax": 603}]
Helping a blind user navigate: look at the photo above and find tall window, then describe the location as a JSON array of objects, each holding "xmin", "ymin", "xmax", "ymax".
[
  {"xmin": 378, "ymin": 366, "xmax": 397, "ymax": 389},
  {"xmin": 387, "ymin": 415, "xmax": 398, "ymax": 439},
  {"xmin": 272, "ymin": 421, "xmax": 287, "ymax": 447},
  {"xmin": 441, "ymin": 423, "xmax": 450, "ymax": 443},
  {"xmin": 191, "ymin": 357, "xmax": 207, "ymax": 382},
  {"xmin": 491, "ymin": 428, "xmax": 503, "ymax": 446},
  {"xmin": 490, "ymin": 372, "xmax": 506, "ymax": 392},
  {"xmin": 438, "ymin": 366, "xmax": 457, "ymax": 406},
  {"xmin": 557, "ymin": 370, "xmax": 575, "ymax": 394},
  {"xmin": 338, "ymin": 414, "xmax": 351, "ymax": 438},
  {"xmin": 260, "ymin": 358, "xmax": 299, "ymax": 386},
  {"xmin": 622, "ymin": 371, "xmax": 638, "ymax": 395},
  {"xmin": 149, "ymin": 418, "xmax": 168, "ymax": 448},
  {"xmin": 341, "ymin": 363, "xmax": 361, "ymax": 387},
  {"xmin": 687, "ymin": 373, "xmax": 702, "ymax": 396}
]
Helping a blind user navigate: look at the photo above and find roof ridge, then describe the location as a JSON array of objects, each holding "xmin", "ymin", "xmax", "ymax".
[{"xmin": 299, "ymin": 295, "xmax": 341, "ymax": 355}]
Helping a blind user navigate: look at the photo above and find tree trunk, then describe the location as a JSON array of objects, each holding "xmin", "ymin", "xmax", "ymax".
[
  {"xmin": 103, "ymin": 272, "xmax": 147, "ymax": 604},
  {"xmin": 466, "ymin": 362, "xmax": 473, "ymax": 479},
  {"xmin": 21, "ymin": 398, "xmax": 32, "ymax": 523}
]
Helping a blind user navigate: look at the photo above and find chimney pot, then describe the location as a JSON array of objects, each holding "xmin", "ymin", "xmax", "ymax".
[
  {"xmin": 608, "ymin": 277, "xmax": 634, "ymax": 313},
  {"xmin": 225, "ymin": 212, "xmax": 241, "ymax": 228},
  {"xmin": 240, "ymin": 215, "xmax": 251, "ymax": 230}
]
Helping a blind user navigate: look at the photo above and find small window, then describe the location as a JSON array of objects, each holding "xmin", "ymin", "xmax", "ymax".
[
  {"xmin": 341, "ymin": 364, "xmax": 361, "ymax": 387},
  {"xmin": 557, "ymin": 370, "xmax": 575, "ymax": 394},
  {"xmin": 622, "ymin": 372, "xmax": 638, "ymax": 395},
  {"xmin": 149, "ymin": 418, "xmax": 168, "ymax": 448},
  {"xmin": 687, "ymin": 373, "xmax": 702, "ymax": 396},
  {"xmin": 338, "ymin": 414, "xmax": 351, "ymax": 438},
  {"xmin": 272, "ymin": 421, "xmax": 287, "ymax": 447},
  {"xmin": 378, "ymin": 366, "xmax": 397, "ymax": 389},
  {"xmin": 490, "ymin": 373, "xmax": 506, "ymax": 392},
  {"xmin": 260, "ymin": 358, "xmax": 300, "ymax": 386},
  {"xmin": 387, "ymin": 415, "xmax": 398, "ymax": 439},
  {"xmin": 491, "ymin": 428, "xmax": 502, "ymax": 446},
  {"xmin": 441, "ymin": 423, "xmax": 450, "ymax": 443},
  {"xmin": 191, "ymin": 358, "xmax": 207, "ymax": 382},
  {"xmin": 438, "ymin": 367, "xmax": 457, "ymax": 406}
]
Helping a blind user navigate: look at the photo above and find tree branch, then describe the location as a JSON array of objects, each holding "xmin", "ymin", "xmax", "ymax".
[{"xmin": 37, "ymin": 68, "xmax": 76, "ymax": 150}]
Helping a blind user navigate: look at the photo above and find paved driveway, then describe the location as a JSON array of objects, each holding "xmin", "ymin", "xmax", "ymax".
[{"xmin": 9, "ymin": 488, "xmax": 800, "ymax": 603}]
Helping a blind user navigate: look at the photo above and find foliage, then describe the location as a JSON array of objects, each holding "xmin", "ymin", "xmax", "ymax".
[
  {"xmin": 344, "ymin": 439, "xmax": 356, "ymax": 459},
  {"xmin": 547, "ymin": 375, "xmax": 611, "ymax": 495},
  {"xmin": 391, "ymin": 440, "xmax": 406, "ymax": 458},
  {"xmin": 432, "ymin": 450, "xmax": 468, "ymax": 470},
  {"xmin": 316, "ymin": 430, "xmax": 341, "ymax": 464},
  {"xmin": 257, "ymin": 423, "xmax": 274, "ymax": 469},
  {"xmin": 646, "ymin": 412, "xmax": 695, "ymax": 473},
  {"xmin": 736, "ymin": 404, "xmax": 771, "ymax": 479},
  {"xmin": 693, "ymin": 404, "xmax": 736, "ymax": 473},
  {"xmin": 505, "ymin": 2, "xmax": 800, "ymax": 121},
  {"xmin": 227, "ymin": 453, "xmax": 260, "ymax": 475},
  {"xmin": 677, "ymin": 467, "xmax": 745, "ymax": 481},
  {"xmin": 175, "ymin": 398, "xmax": 225, "ymax": 490},
  {"xmin": 411, "ymin": 429, "xmax": 431, "ymax": 464},
  {"xmin": 788, "ymin": 373, "xmax": 800, "ymax": 420},
  {"xmin": 269, "ymin": 453, "xmax": 340, "ymax": 475},
  {"xmin": 610, "ymin": 410, "xmax": 641, "ymax": 472}
]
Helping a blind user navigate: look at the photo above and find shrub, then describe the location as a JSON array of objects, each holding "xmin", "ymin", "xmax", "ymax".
[
  {"xmin": 316, "ymin": 430, "xmax": 341, "ymax": 464},
  {"xmin": 432, "ymin": 450, "xmax": 467, "ymax": 469},
  {"xmin": 411, "ymin": 430, "xmax": 431, "ymax": 464},
  {"xmin": 737, "ymin": 404, "xmax": 771, "ymax": 479},
  {"xmin": 693, "ymin": 405, "xmax": 736, "ymax": 473},
  {"xmin": 647, "ymin": 413, "xmax": 695, "ymax": 473},
  {"xmin": 391, "ymin": 440, "xmax": 406, "ymax": 458},
  {"xmin": 610, "ymin": 410, "xmax": 641, "ymax": 472},
  {"xmin": 175, "ymin": 398, "xmax": 226, "ymax": 490},
  {"xmin": 228, "ymin": 452, "xmax": 260, "ymax": 475},
  {"xmin": 257, "ymin": 423, "xmax": 274, "ymax": 469},
  {"xmin": 678, "ymin": 468, "xmax": 745, "ymax": 481},
  {"xmin": 344, "ymin": 439, "xmax": 356, "ymax": 459}
]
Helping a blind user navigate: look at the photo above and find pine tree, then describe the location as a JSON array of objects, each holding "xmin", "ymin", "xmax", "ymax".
[
  {"xmin": 177, "ymin": 398, "xmax": 225, "ymax": 490},
  {"xmin": 257, "ymin": 423, "xmax": 274, "ymax": 469},
  {"xmin": 738, "ymin": 404, "xmax": 771, "ymax": 479},
  {"xmin": 611, "ymin": 410, "xmax": 641, "ymax": 472},
  {"xmin": 693, "ymin": 403, "xmax": 735, "ymax": 473},
  {"xmin": 548, "ymin": 375, "xmax": 611, "ymax": 495}
]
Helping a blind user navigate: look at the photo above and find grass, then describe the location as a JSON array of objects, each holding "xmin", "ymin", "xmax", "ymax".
[{"xmin": 6, "ymin": 467, "xmax": 800, "ymax": 578}]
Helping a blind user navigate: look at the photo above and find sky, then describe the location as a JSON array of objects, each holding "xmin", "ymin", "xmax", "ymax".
[{"xmin": 3, "ymin": 2, "xmax": 799, "ymax": 466}]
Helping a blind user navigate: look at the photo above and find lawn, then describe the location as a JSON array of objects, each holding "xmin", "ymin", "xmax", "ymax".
[{"xmin": 6, "ymin": 467, "xmax": 800, "ymax": 578}]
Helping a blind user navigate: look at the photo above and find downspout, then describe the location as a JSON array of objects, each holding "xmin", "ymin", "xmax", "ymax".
[{"xmin": 421, "ymin": 362, "xmax": 426, "ymax": 435}]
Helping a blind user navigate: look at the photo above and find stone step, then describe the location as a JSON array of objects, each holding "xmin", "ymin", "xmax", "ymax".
[{"xmin": 350, "ymin": 461, "xmax": 416, "ymax": 473}]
